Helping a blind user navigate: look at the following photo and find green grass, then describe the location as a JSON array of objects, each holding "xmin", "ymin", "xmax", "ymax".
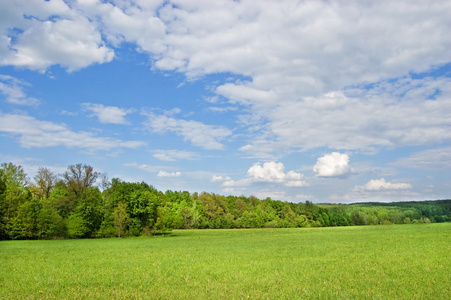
[{"xmin": 1, "ymin": 223, "xmax": 450, "ymax": 299}]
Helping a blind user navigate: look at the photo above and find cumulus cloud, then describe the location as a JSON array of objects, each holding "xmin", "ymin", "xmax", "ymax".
[
  {"xmin": 211, "ymin": 175, "xmax": 232, "ymax": 182},
  {"xmin": 98, "ymin": 0, "xmax": 450, "ymax": 87},
  {"xmin": 335, "ymin": 178, "xmax": 416, "ymax": 202},
  {"xmin": 153, "ymin": 150, "xmax": 200, "ymax": 161},
  {"xmin": 82, "ymin": 103, "xmax": 132, "ymax": 125},
  {"xmin": 1, "ymin": 1, "xmax": 450, "ymax": 203},
  {"xmin": 158, "ymin": 170, "xmax": 181, "ymax": 177},
  {"xmin": 217, "ymin": 161, "xmax": 308, "ymax": 188},
  {"xmin": 109, "ymin": 1, "xmax": 448, "ymax": 157},
  {"xmin": 0, "ymin": 112, "xmax": 146, "ymax": 151},
  {"xmin": 329, "ymin": 178, "xmax": 418, "ymax": 202},
  {"xmin": 216, "ymin": 83, "xmax": 277, "ymax": 107},
  {"xmin": 109, "ymin": 1, "xmax": 450, "ymax": 96},
  {"xmin": 0, "ymin": 0, "xmax": 114, "ymax": 71},
  {"xmin": 143, "ymin": 112, "xmax": 232, "ymax": 150},
  {"xmin": 75, "ymin": 0, "xmax": 166, "ymax": 53},
  {"xmin": 248, "ymin": 162, "xmax": 304, "ymax": 185},
  {"xmin": 5, "ymin": 1, "xmax": 448, "ymax": 86},
  {"xmin": 313, "ymin": 152, "xmax": 352, "ymax": 178},
  {"xmin": 361, "ymin": 178, "xmax": 412, "ymax": 191},
  {"xmin": 240, "ymin": 76, "xmax": 451, "ymax": 156},
  {"xmin": 2, "ymin": 1, "xmax": 450, "ymax": 156},
  {"xmin": 0, "ymin": 75, "xmax": 39, "ymax": 106}
]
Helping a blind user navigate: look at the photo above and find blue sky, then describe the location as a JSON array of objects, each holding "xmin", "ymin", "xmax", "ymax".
[{"xmin": 0, "ymin": 0, "xmax": 450, "ymax": 203}]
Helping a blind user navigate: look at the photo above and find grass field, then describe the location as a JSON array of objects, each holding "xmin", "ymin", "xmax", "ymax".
[{"xmin": 1, "ymin": 223, "xmax": 450, "ymax": 299}]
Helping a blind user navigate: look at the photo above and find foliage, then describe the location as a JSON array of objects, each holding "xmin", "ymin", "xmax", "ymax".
[
  {"xmin": 112, "ymin": 202, "xmax": 129, "ymax": 238},
  {"xmin": 0, "ymin": 161, "xmax": 450, "ymax": 240},
  {"xmin": 63, "ymin": 163, "xmax": 99, "ymax": 198},
  {"xmin": 32, "ymin": 167, "xmax": 57, "ymax": 199}
]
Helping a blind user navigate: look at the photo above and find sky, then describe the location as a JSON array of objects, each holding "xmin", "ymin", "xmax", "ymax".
[{"xmin": 0, "ymin": 0, "xmax": 450, "ymax": 203}]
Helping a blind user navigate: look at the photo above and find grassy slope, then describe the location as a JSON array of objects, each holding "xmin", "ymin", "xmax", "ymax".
[{"xmin": 1, "ymin": 223, "xmax": 450, "ymax": 299}]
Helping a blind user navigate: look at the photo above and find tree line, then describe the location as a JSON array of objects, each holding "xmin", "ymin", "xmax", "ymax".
[{"xmin": 0, "ymin": 162, "xmax": 450, "ymax": 240}]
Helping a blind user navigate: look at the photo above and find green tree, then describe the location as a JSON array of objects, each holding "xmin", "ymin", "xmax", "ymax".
[
  {"xmin": 7, "ymin": 198, "xmax": 41, "ymax": 239},
  {"xmin": 63, "ymin": 164, "xmax": 99, "ymax": 198},
  {"xmin": 253, "ymin": 205, "xmax": 267, "ymax": 228},
  {"xmin": 154, "ymin": 206, "xmax": 175, "ymax": 234},
  {"xmin": 199, "ymin": 193, "xmax": 228, "ymax": 227},
  {"xmin": 49, "ymin": 185, "xmax": 75, "ymax": 219},
  {"xmin": 33, "ymin": 167, "xmax": 57, "ymax": 199},
  {"xmin": 113, "ymin": 202, "xmax": 130, "ymax": 237},
  {"xmin": 0, "ymin": 163, "xmax": 31, "ymax": 240},
  {"xmin": 67, "ymin": 214, "xmax": 89, "ymax": 238},
  {"xmin": 235, "ymin": 198, "xmax": 249, "ymax": 218},
  {"xmin": 67, "ymin": 187, "xmax": 103, "ymax": 238},
  {"xmin": 36, "ymin": 203, "xmax": 65, "ymax": 239},
  {"xmin": 239, "ymin": 210, "xmax": 252, "ymax": 228},
  {"xmin": 0, "ymin": 169, "xmax": 6, "ymax": 239},
  {"xmin": 129, "ymin": 189, "xmax": 159, "ymax": 230},
  {"xmin": 0, "ymin": 163, "xmax": 28, "ymax": 187}
]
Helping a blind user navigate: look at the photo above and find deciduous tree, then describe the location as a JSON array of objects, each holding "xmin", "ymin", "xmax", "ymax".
[
  {"xmin": 63, "ymin": 164, "xmax": 99, "ymax": 197},
  {"xmin": 113, "ymin": 202, "xmax": 130, "ymax": 237},
  {"xmin": 34, "ymin": 167, "xmax": 57, "ymax": 199}
]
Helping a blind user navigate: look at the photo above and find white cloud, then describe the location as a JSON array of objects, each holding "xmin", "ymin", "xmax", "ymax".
[
  {"xmin": 0, "ymin": 112, "xmax": 145, "ymax": 151},
  {"xmin": 0, "ymin": 0, "xmax": 114, "ymax": 71},
  {"xmin": 158, "ymin": 170, "xmax": 181, "ymax": 177},
  {"xmin": 5, "ymin": 1, "xmax": 446, "ymax": 86},
  {"xmin": 207, "ymin": 106, "xmax": 238, "ymax": 113},
  {"xmin": 129, "ymin": 1, "xmax": 449, "ymax": 156},
  {"xmin": 1, "ymin": 0, "xmax": 450, "ymax": 203},
  {"xmin": 143, "ymin": 112, "xmax": 232, "ymax": 150},
  {"xmin": 2, "ymin": 1, "xmax": 450, "ymax": 156},
  {"xmin": 2, "ymin": 1, "xmax": 450, "ymax": 85},
  {"xmin": 285, "ymin": 180, "xmax": 307, "ymax": 187},
  {"xmin": 361, "ymin": 178, "xmax": 412, "ymax": 191},
  {"xmin": 313, "ymin": 152, "xmax": 352, "ymax": 178},
  {"xmin": 240, "ymin": 77, "xmax": 451, "ymax": 156},
  {"xmin": 75, "ymin": 0, "xmax": 166, "ymax": 53},
  {"xmin": 392, "ymin": 147, "xmax": 451, "ymax": 170},
  {"xmin": 82, "ymin": 103, "xmax": 132, "ymax": 125},
  {"xmin": 248, "ymin": 162, "xmax": 304, "ymax": 185},
  {"xmin": 222, "ymin": 178, "xmax": 246, "ymax": 187},
  {"xmin": 334, "ymin": 178, "xmax": 416, "ymax": 203},
  {"xmin": 328, "ymin": 178, "xmax": 416, "ymax": 202},
  {"xmin": 211, "ymin": 175, "xmax": 232, "ymax": 182},
  {"xmin": 153, "ymin": 150, "xmax": 200, "ymax": 161},
  {"xmin": 219, "ymin": 161, "xmax": 308, "ymax": 188},
  {"xmin": 0, "ymin": 75, "xmax": 39, "ymax": 106},
  {"xmin": 216, "ymin": 83, "xmax": 277, "ymax": 107},
  {"xmin": 163, "ymin": 108, "xmax": 182, "ymax": 116},
  {"xmin": 86, "ymin": 0, "xmax": 450, "ymax": 91}
]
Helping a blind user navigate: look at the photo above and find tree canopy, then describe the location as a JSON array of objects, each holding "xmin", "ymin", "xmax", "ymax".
[{"xmin": 0, "ymin": 162, "xmax": 450, "ymax": 240}]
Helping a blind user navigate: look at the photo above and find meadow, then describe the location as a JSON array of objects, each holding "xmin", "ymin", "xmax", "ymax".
[{"xmin": 1, "ymin": 223, "xmax": 450, "ymax": 299}]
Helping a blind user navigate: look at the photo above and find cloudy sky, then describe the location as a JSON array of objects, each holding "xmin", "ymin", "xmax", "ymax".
[{"xmin": 1, "ymin": 0, "xmax": 450, "ymax": 203}]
